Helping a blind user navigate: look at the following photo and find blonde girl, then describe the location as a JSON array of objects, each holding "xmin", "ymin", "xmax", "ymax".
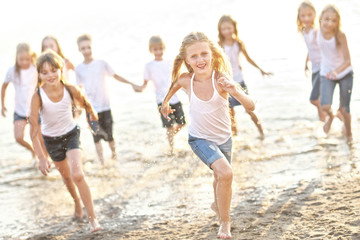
[
  {"xmin": 161, "ymin": 32, "xmax": 255, "ymax": 239},
  {"xmin": 297, "ymin": 1, "xmax": 326, "ymax": 121},
  {"xmin": 29, "ymin": 50, "xmax": 102, "ymax": 233},
  {"xmin": 317, "ymin": 5, "xmax": 353, "ymax": 142},
  {"xmin": 218, "ymin": 15, "xmax": 271, "ymax": 137},
  {"xmin": 1, "ymin": 43, "xmax": 44, "ymax": 162}
]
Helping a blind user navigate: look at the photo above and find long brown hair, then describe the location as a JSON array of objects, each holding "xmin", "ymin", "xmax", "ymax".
[
  {"xmin": 172, "ymin": 32, "xmax": 231, "ymax": 83},
  {"xmin": 297, "ymin": 1, "xmax": 316, "ymax": 32},
  {"xmin": 217, "ymin": 15, "xmax": 243, "ymax": 51},
  {"xmin": 15, "ymin": 43, "xmax": 37, "ymax": 81},
  {"xmin": 41, "ymin": 36, "xmax": 65, "ymax": 58},
  {"xmin": 319, "ymin": 4, "xmax": 342, "ymax": 46}
]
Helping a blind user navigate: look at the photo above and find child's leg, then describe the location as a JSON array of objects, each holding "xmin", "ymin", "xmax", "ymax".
[
  {"xmin": 66, "ymin": 149, "xmax": 102, "ymax": 233},
  {"xmin": 166, "ymin": 126, "xmax": 175, "ymax": 151},
  {"xmin": 310, "ymin": 99, "xmax": 326, "ymax": 122},
  {"xmin": 211, "ymin": 172, "xmax": 220, "ymax": 218},
  {"xmin": 14, "ymin": 120, "xmax": 36, "ymax": 157},
  {"xmin": 245, "ymin": 109, "xmax": 264, "ymax": 137},
  {"xmin": 340, "ymin": 108, "xmax": 352, "ymax": 142},
  {"xmin": 229, "ymin": 108, "xmax": 237, "ymax": 136},
  {"xmin": 53, "ymin": 159, "xmax": 83, "ymax": 219},
  {"xmin": 95, "ymin": 142, "xmax": 105, "ymax": 165},
  {"xmin": 320, "ymin": 77, "xmax": 336, "ymax": 134},
  {"xmin": 210, "ymin": 158, "xmax": 233, "ymax": 239},
  {"xmin": 339, "ymin": 73, "xmax": 353, "ymax": 142},
  {"xmin": 108, "ymin": 141, "xmax": 116, "ymax": 159}
]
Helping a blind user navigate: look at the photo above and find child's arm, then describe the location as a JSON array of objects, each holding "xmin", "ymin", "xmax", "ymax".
[
  {"xmin": 29, "ymin": 92, "xmax": 51, "ymax": 176},
  {"xmin": 64, "ymin": 58, "xmax": 75, "ymax": 71},
  {"xmin": 217, "ymin": 76, "xmax": 255, "ymax": 111},
  {"xmin": 68, "ymin": 85, "xmax": 98, "ymax": 121},
  {"xmin": 241, "ymin": 43, "xmax": 273, "ymax": 77},
  {"xmin": 113, "ymin": 74, "xmax": 135, "ymax": 86},
  {"xmin": 133, "ymin": 80, "xmax": 148, "ymax": 92},
  {"xmin": 326, "ymin": 32, "xmax": 351, "ymax": 80},
  {"xmin": 160, "ymin": 77, "xmax": 184, "ymax": 120},
  {"xmin": 305, "ymin": 53, "xmax": 309, "ymax": 72},
  {"xmin": 1, "ymin": 82, "xmax": 9, "ymax": 117}
]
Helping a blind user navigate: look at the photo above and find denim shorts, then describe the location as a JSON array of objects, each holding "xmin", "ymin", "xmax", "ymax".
[
  {"xmin": 90, "ymin": 110, "xmax": 114, "ymax": 143},
  {"xmin": 320, "ymin": 71, "xmax": 353, "ymax": 113},
  {"xmin": 13, "ymin": 112, "xmax": 41, "ymax": 124},
  {"xmin": 188, "ymin": 135, "xmax": 232, "ymax": 169},
  {"xmin": 43, "ymin": 126, "xmax": 81, "ymax": 162},
  {"xmin": 229, "ymin": 81, "xmax": 249, "ymax": 108},
  {"xmin": 310, "ymin": 71, "xmax": 321, "ymax": 101},
  {"xmin": 157, "ymin": 102, "xmax": 186, "ymax": 128}
]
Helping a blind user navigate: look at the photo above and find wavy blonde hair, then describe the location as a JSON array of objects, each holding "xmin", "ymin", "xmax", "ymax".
[
  {"xmin": 297, "ymin": 1, "xmax": 316, "ymax": 32},
  {"xmin": 172, "ymin": 32, "xmax": 231, "ymax": 83},
  {"xmin": 319, "ymin": 4, "xmax": 341, "ymax": 46}
]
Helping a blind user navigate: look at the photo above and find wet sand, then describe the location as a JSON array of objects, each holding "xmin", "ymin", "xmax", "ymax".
[{"xmin": 1, "ymin": 112, "xmax": 360, "ymax": 239}]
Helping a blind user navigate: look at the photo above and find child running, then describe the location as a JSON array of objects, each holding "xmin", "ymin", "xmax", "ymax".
[
  {"xmin": 217, "ymin": 15, "xmax": 271, "ymax": 138},
  {"xmin": 29, "ymin": 50, "xmax": 102, "ymax": 233},
  {"xmin": 133, "ymin": 36, "xmax": 186, "ymax": 153},
  {"xmin": 161, "ymin": 32, "xmax": 255, "ymax": 239},
  {"xmin": 317, "ymin": 5, "xmax": 353, "ymax": 142},
  {"xmin": 1, "ymin": 43, "xmax": 45, "ymax": 163},
  {"xmin": 297, "ymin": 1, "xmax": 326, "ymax": 121},
  {"xmin": 75, "ymin": 34, "xmax": 136, "ymax": 164}
]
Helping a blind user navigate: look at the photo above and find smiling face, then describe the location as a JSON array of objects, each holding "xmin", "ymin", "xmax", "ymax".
[
  {"xmin": 320, "ymin": 10, "xmax": 339, "ymax": 34},
  {"xmin": 39, "ymin": 62, "xmax": 62, "ymax": 87},
  {"xmin": 150, "ymin": 43, "xmax": 164, "ymax": 60},
  {"xmin": 185, "ymin": 41, "xmax": 212, "ymax": 75},
  {"xmin": 299, "ymin": 6, "xmax": 316, "ymax": 29}
]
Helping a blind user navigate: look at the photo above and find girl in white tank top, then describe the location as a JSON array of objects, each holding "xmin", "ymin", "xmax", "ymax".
[
  {"xmin": 297, "ymin": 1, "xmax": 326, "ymax": 122},
  {"xmin": 317, "ymin": 5, "xmax": 353, "ymax": 142},
  {"xmin": 160, "ymin": 32, "xmax": 255, "ymax": 239},
  {"xmin": 29, "ymin": 50, "xmax": 102, "ymax": 233}
]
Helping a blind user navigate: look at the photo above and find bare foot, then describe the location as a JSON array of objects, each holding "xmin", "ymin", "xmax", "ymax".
[
  {"xmin": 89, "ymin": 218, "xmax": 102, "ymax": 233},
  {"xmin": 111, "ymin": 152, "xmax": 117, "ymax": 160},
  {"xmin": 217, "ymin": 221, "xmax": 232, "ymax": 239},
  {"xmin": 99, "ymin": 157, "xmax": 105, "ymax": 165},
  {"xmin": 74, "ymin": 201, "xmax": 83, "ymax": 220},
  {"xmin": 323, "ymin": 115, "xmax": 334, "ymax": 134},
  {"xmin": 346, "ymin": 135, "xmax": 353, "ymax": 144},
  {"xmin": 211, "ymin": 202, "xmax": 220, "ymax": 219}
]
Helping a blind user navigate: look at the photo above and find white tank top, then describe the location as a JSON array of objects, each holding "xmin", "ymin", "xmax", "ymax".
[
  {"xmin": 188, "ymin": 71, "xmax": 232, "ymax": 145},
  {"xmin": 40, "ymin": 87, "xmax": 76, "ymax": 137},
  {"xmin": 317, "ymin": 31, "xmax": 352, "ymax": 79},
  {"xmin": 223, "ymin": 42, "xmax": 244, "ymax": 83},
  {"xmin": 302, "ymin": 28, "xmax": 321, "ymax": 73}
]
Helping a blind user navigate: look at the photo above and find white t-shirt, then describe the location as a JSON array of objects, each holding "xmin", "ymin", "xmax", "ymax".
[
  {"xmin": 144, "ymin": 60, "xmax": 179, "ymax": 105},
  {"xmin": 75, "ymin": 59, "xmax": 114, "ymax": 113},
  {"xmin": 4, "ymin": 65, "xmax": 37, "ymax": 117}
]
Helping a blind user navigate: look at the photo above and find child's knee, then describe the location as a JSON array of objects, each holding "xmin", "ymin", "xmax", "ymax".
[
  {"xmin": 15, "ymin": 135, "xmax": 25, "ymax": 144},
  {"xmin": 321, "ymin": 105, "xmax": 331, "ymax": 112},
  {"xmin": 218, "ymin": 168, "xmax": 233, "ymax": 183},
  {"xmin": 71, "ymin": 172, "xmax": 85, "ymax": 183}
]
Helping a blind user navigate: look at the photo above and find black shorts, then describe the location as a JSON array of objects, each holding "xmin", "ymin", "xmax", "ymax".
[
  {"xmin": 91, "ymin": 110, "xmax": 114, "ymax": 143},
  {"xmin": 229, "ymin": 81, "xmax": 249, "ymax": 108},
  {"xmin": 157, "ymin": 102, "xmax": 186, "ymax": 128},
  {"xmin": 43, "ymin": 126, "xmax": 81, "ymax": 162}
]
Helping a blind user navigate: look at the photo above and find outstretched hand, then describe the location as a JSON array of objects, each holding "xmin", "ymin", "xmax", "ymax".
[
  {"xmin": 217, "ymin": 77, "xmax": 236, "ymax": 94},
  {"xmin": 1, "ymin": 106, "xmax": 7, "ymax": 117},
  {"xmin": 261, "ymin": 70, "xmax": 274, "ymax": 78},
  {"xmin": 160, "ymin": 102, "xmax": 175, "ymax": 120},
  {"xmin": 38, "ymin": 158, "xmax": 51, "ymax": 176},
  {"xmin": 132, "ymin": 84, "xmax": 142, "ymax": 92}
]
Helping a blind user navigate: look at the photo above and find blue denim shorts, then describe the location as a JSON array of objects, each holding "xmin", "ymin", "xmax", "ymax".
[
  {"xmin": 310, "ymin": 71, "xmax": 321, "ymax": 101},
  {"xmin": 43, "ymin": 126, "xmax": 81, "ymax": 162},
  {"xmin": 320, "ymin": 71, "xmax": 353, "ymax": 113},
  {"xmin": 188, "ymin": 135, "xmax": 232, "ymax": 169},
  {"xmin": 229, "ymin": 81, "xmax": 249, "ymax": 108},
  {"xmin": 13, "ymin": 112, "xmax": 27, "ymax": 122}
]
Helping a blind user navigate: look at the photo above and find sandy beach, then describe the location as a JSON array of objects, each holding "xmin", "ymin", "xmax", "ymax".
[{"xmin": 1, "ymin": 0, "xmax": 360, "ymax": 239}]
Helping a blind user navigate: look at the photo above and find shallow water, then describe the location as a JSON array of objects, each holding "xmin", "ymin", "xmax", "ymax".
[{"xmin": 1, "ymin": 0, "xmax": 360, "ymax": 239}]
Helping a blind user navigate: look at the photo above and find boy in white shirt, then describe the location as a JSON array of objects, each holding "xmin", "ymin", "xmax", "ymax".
[
  {"xmin": 75, "ymin": 34, "xmax": 135, "ymax": 164},
  {"xmin": 133, "ymin": 36, "xmax": 186, "ymax": 153}
]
